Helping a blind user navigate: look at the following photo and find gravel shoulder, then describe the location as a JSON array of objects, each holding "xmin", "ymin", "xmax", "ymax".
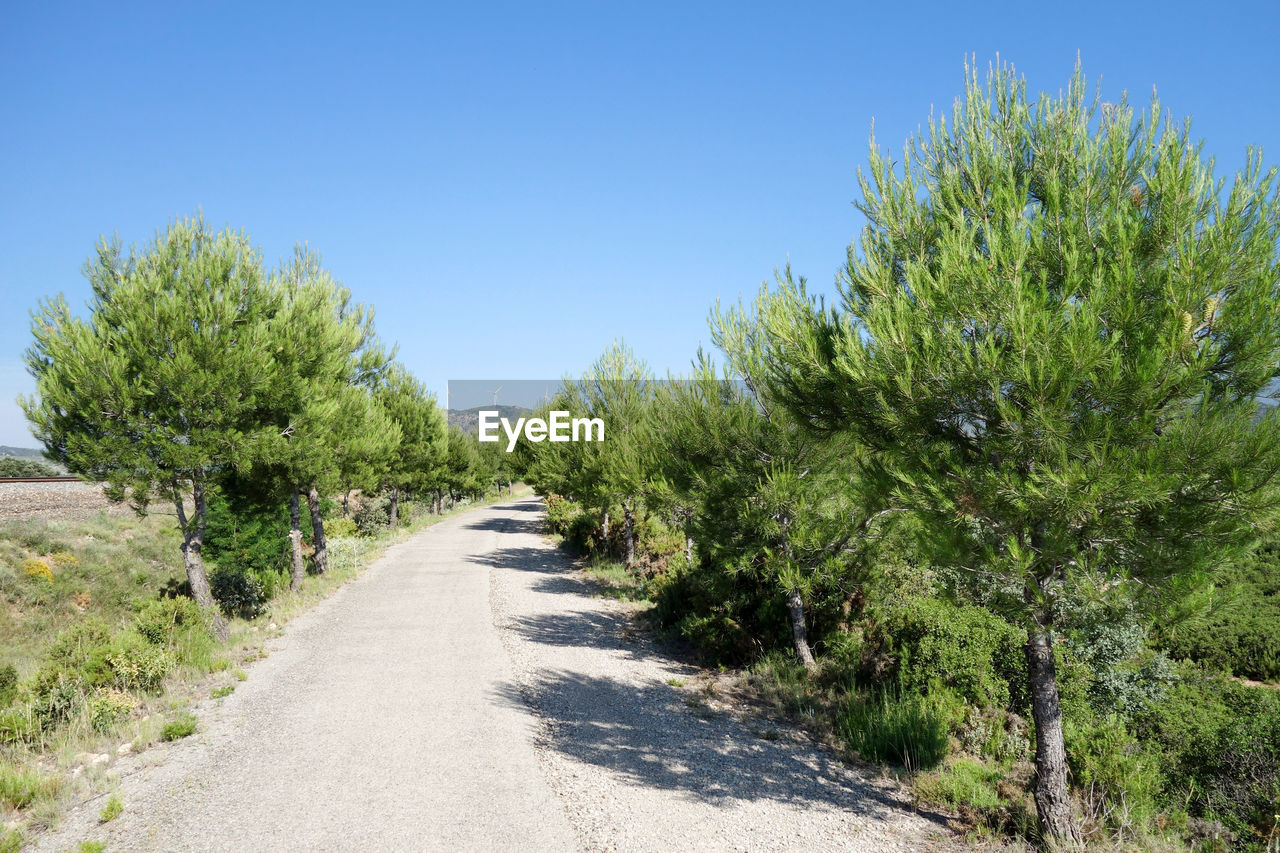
[{"xmin": 32, "ymin": 497, "xmax": 960, "ymax": 852}]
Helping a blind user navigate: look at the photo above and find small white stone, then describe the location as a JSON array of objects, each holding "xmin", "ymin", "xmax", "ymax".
[
  {"xmin": 116, "ymin": 742, "xmax": 133, "ymax": 756},
  {"xmin": 90, "ymin": 753, "xmax": 110, "ymax": 766}
]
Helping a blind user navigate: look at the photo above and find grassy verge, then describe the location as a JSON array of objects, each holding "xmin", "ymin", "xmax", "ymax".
[{"xmin": 0, "ymin": 486, "xmax": 529, "ymax": 848}]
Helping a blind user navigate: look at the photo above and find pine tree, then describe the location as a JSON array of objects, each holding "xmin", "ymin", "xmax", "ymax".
[
  {"xmin": 758, "ymin": 64, "xmax": 1280, "ymax": 843},
  {"xmin": 375, "ymin": 363, "xmax": 447, "ymax": 525},
  {"xmin": 22, "ymin": 215, "xmax": 284, "ymax": 640}
]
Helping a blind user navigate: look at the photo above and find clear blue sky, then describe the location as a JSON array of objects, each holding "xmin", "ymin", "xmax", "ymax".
[{"xmin": 2, "ymin": 1, "xmax": 1278, "ymax": 444}]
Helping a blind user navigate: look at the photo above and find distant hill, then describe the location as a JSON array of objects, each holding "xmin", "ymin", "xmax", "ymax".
[
  {"xmin": 448, "ymin": 405, "xmax": 532, "ymax": 435},
  {"xmin": 0, "ymin": 446, "xmax": 47, "ymax": 460}
]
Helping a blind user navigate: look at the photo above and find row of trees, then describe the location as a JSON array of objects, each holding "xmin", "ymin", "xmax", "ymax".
[
  {"xmin": 519, "ymin": 65, "xmax": 1280, "ymax": 847},
  {"xmin": 20, "ymin": 216, "xmax": 496, "ymax": 639}
]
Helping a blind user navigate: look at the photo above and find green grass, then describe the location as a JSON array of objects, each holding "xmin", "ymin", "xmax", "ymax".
[
  {"xmin": 210, "ymin": 685, "xmax": 235, "ymax": 698},
  {"xmin": 160, "ymin": 713, "xmax": 197, "ymax": 741},
  {"xmin": 98, "ymin": 793, "xmax": 122, "ymax": 822},
  {"xmin": 0, "ymin": 760, "xmax": 61, "ymax": 809},
  {"xmin": 838, "ymin": 689, "xmax": 949, "ymax": 771},
  {"xmin": 0, "ymin": 513, "xmax": 184, "ymax": 680},
  {"xmin": 581, "ymin": 558, "xmax": 650, "ymax": 603},
  {"xmin": 0, "ymin": 829, "xmax": 22, "ymax": 853},
  {"xmin": 76, "ymin": 842, "xmax": 106, "ymax": 853}
]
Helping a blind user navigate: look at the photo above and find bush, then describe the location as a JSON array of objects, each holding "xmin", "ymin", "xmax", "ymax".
[
  {"xmin": 48, "ymin": 551, "xmax": 79, "ymax": 571},
  {"xmin": 0, "ymin": 664, "xmax": 17, "ymax": 708},
  {"xmin": 1137, "ymin": 670, "xmax": 1280, "ymax": 842},
  {"xmin": 21, "ymin": 558, "xmax": 52, "ymax": 582},
  {"xmin": 353, "ymin": 497, "xmax": 389, "ymax": 536},
  {"xmin": 863, "ymin": 597, "xmax": 1026, "ymax": 710},
  {"xmin": 105, "ymin": 638, "xmax": 172, "ymax": 692},
  {"xmin": 86, "ymin": 688, "xmax": 136, "ymax": 733},
  {"xmin": 161, "ymin": 712, "xmax": 197, "ymax": 741},
  {"xmin": 1064, "ymin": 711, "xmax": 1164, "ymax": 830},
  {"xmin": 99, "ymin": 793, "xmax": 122, "ymax": 822},
  {"xmin": 134, "ymin": 597, "xmax": 203, "ymax": 645},
  {"xmin": 0, "ymin": 707, "xmax": 38, "ymax": 746},
  {"xmin": 914, "ymin": 757, "xmax": 1039, "ymax": 840},
  {"xmin": 208, "ymin": 564, "xmax": 266, "ymax": 620},
  {"xmin": 1158, "ymin": 540, "xmax": 1280, "ymax": 682},
  {"xmin": 324, "ymin": 518, "xmax": 357, "ymax": 539},
  {"xmin": 838, "ymin": 689, "xmax": 949, "ymax": 770}
]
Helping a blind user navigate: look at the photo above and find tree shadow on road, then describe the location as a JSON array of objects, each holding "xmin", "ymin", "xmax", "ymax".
[
  {"xmin": 462, "ymin": 515, "xmax": 545, "ymax": 535},
  {"xmin": 491, "ymin": 671, "xmax": 950, "ymax": 831},
  {"xmin": 477, "ymin": 538, "xmax": 954, "ymax": 836}
]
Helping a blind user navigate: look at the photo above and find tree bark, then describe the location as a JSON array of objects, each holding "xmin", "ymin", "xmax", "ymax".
[
  {"xmin": 176, "ymin": 481, "xmax": 229, "ymax": 642},
  {"xmin": 389, "ymin": 486, "xmax": 399, "ymax": 527},
  {"xmin": 602, "ymin": 510, "xmax": 610, "ymax": 539},
  {"xmin": 623, "ymin": 500, "xmax": 636, "ymax": 567},
  {"xmin": 786, "ymin": 588, "xmax": 817, "ymax": 670},
  {"xmin": 288, "ymin": 489, "xmax": 305, "ymax": 592},
  {"xmin": 342, "ymin": 489, "xmax": 351, "ymax": 518},
  {"xmin": 685, "ymin": 534, "xmax": 694, "ymax": 565},
  {"xmin": 1025, "ymin": 629, "xmax": 1081, "ymax": 847},
  {"xmin": 307, "ymin": 485, "xmax": 329, "ymax": 575}
]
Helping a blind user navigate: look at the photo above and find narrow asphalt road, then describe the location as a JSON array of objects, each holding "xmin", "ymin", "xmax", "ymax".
[{"xmin": 36, "ymin": 498, "xmax": 956, "ymax": 852}]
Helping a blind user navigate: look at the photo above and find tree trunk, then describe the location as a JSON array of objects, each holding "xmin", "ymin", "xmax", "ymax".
[
  {"xmin": 342, "ymin": 489, "xmax": 351, "ymax": 518},
  {"xmin": 389, "ymin": 486, "xmax": 399, "ymax": 527},
  {"xmin": 176, "ymin": 482, "xmax": 229, "ymax": 642},
  {"xmin": 307, "ymin": 485, "xmax": 329, "ymax": 575},
  {"xmin": 602, "ymin": 510, "xmax": 611, "ymax": 539},
  {"xmin": 288, "ymin": 489, "xmax": 305, "ymax": 592},
  {"xmin": 1025, "ymin": 629, "xmax": 1081, "ymax": 847},
  {"xmin": 786, "ymin": 588, "xmax": 817, "ymax": 670},
  {"xmin": 623, "ymin": 500, "xmax": 636, "ymax": 567},
  {"xmin": 684, "ymin": 534, "xmax": 694, "ymax": 565}
]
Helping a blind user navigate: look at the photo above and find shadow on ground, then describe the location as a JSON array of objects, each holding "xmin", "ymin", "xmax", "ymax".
[{"xmin": 478, "ymin": 510, "xmax": 953, "ymax": 832}]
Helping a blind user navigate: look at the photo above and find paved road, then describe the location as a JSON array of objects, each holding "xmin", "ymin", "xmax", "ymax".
[{"xmin": 37, "ymin": 498, "xmax": 956, "ymax": 852}]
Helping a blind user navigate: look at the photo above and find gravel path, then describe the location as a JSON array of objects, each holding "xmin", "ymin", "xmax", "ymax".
[{"xmin": 33, "ymin": 498, "xmax": 959, "ymax": 852}]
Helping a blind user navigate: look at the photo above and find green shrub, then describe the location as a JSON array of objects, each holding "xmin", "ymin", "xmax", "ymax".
[
  {"xmin": 87, "ymin": 688, "xmax": 136, "ymax": 733},
  {"xmin": 1137, "ymin": 670, "xmax": 1280, "ymax": 842},
  {"xmin": 1159, "ymin": 540, "xmax": 1280, "ymax": 682},
  {"xmin": 133, "ymin": 597, "xmax": 203, "ymax": 645},
  {"xmin": 1064, "ymin": 711, "xmax": 1164, "ymax": 829},
  {"xmin": 201, "ymin": 488, "xmax": 289, "ymax": 577},
  {"xmin": 161, "ymin": 712, "xmax": 198, "ymax": 741},
  {"xmin": 324, "ymin": 518, "xmax": 357, "ymax": 539},
  {"xmin": 353, "ymin": 497, "xmax": 389, "ymax": 536},
  {"xmin": 0, "ymin": 664, "xmax": 17, "ymax": 708},
  {"xmin": 0, "ymin": 761, "xmax": 61, "ymax": 809},
  {"xmin": 77, "ymin": 842, "xmax": 106, "ymax": 853},
  {"xmin": 863, "ymin": 597, "xmax": 1026, "ymax": 710},
  {"xmin": 106, "ymin": 636, "xmax": 173, "ymax": 692},
  {"xmin": 839, "ymin": 689, "xmax": 949, "ymax": 770},
  {"xmin": 99, "ymin": 793, "xmax": 122, "ymax": 823},
  {"xmin": 914, "ymin": 757, "xmax": 1038, "ymax": 840},
  {"xmin": 208, "ymin": 565, "xmax": 266, "ymax": 619}
]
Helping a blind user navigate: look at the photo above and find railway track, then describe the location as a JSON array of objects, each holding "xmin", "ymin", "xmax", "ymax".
[{"xmin": 0, "ymin": 475, "xmax": 81, "ymax": 484}]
